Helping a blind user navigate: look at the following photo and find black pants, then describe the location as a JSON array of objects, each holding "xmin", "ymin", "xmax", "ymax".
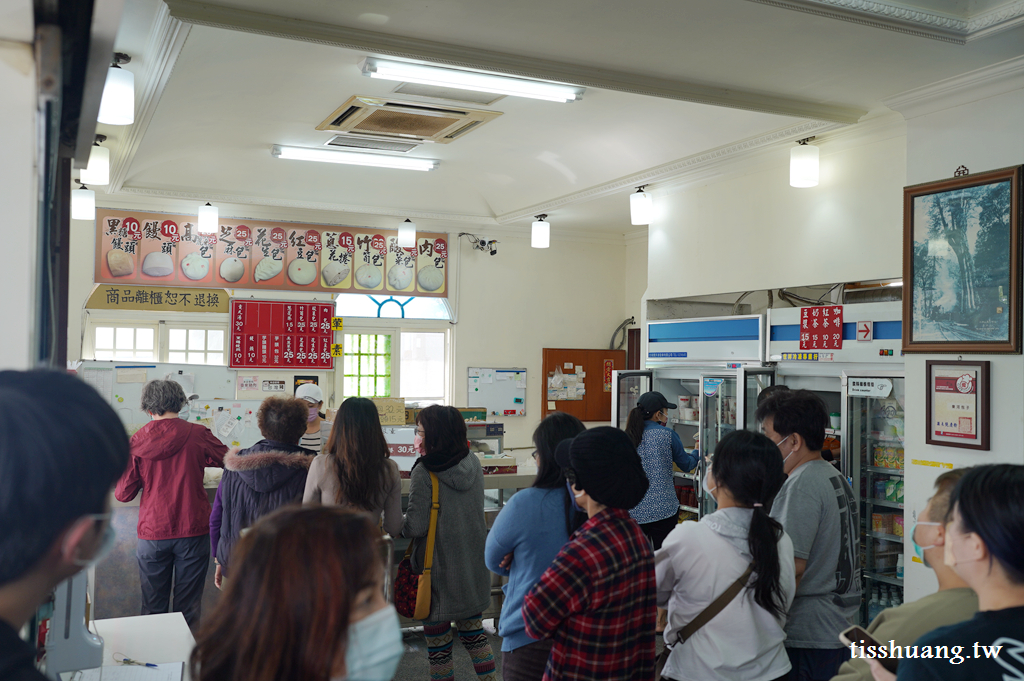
[
  {"xmin": 502, "ymin": 640, "xmax": 553, "ymax": 681},
  {"xmin": 137, "ymin": 535, "xmax": 209, "ymax": 630},
  {"xmin": 640, "ymin": 511, "xmax": 680, "ymax": 550}
]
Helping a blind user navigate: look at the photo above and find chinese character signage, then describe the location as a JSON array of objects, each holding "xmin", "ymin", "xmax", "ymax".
[
  {"xmin": 86, "ymin": 285, "xmax": 229, "ymax": 313},
  {"xmin": 926, "ymin": 360, "xmax": 989, "ymax": 450},
  {"xmin": 95, "ymin": 210, "xmax": 449, "ymax": 297},
  {"xmin": 800, "ymin": 305, "xmax": 844, "ymax": 351},
  {"xmin": 230, "ymin": 299, "xmax": 335, "ymax": 369}
]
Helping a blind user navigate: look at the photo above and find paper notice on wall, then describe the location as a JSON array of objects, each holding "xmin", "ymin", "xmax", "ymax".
[
  {"xmin": 165, "ymin": 371, "xmax": 195, "ymax": 396},
  {"xmin": 515, "ymin": 373, "xmax": 526, "ymax": 389},
  {"xmin": 218, "ymin": 413, "xmax": 239, "ymax": 438},
  {"xmin": 81, "ymin": 368, "xmax": 113, "ymax": 403},
  {"xmin": 575, "ymin": 365, "xmax": 584, "ymax": 372},
  {"xmin": 495, "ymin": 372, "xmax": 510, "ymax": 381},
  {"xmin": 116, "ymin": 367, "xmax": 147, "ymax": 384},
  {"xmin": 547, "ymin": 389, "xmax": 558, "ymax": 400},
  {"xmin": 567, "ymin": 387, "xmax": 577, "ymax": 400},
  {"xmin": 563, "ymin": 362, "xmax": 574, "ymax": 369},
  {"xmin": 262, "ymin": 380, "xmax": 286, "ymax": 392},
  {"xmin": 547, "ymin": 401, "xmax": 556, "ymax": 410},
  {"xmin": 470, "ymin": 377, "xmax": 481, "ymax": 392},
  {"xmin": 469, "ymin": 368, "xmax": 481, "ymax": 377},
  {"xmin": 480, "ymin": 371, "xmax": 493, "ymax": 384},
  {"xmin": 237, "ymin": 375, "xmax": 258, "ymax": 391}
]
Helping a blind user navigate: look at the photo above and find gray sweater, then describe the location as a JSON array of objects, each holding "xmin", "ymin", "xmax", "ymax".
[{"xmin": 402, "ymin": 454, "xmax": 491, "ymax": 622}]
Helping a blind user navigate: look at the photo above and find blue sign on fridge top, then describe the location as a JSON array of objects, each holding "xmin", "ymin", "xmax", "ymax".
[{"xmin": 647, "ymin": 315, "xmax": 764, "ymax": 365}]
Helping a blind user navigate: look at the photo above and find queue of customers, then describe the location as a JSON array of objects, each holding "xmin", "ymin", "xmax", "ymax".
[{"xmin": 2, "ymin": 371, "xmax": 1024, "ymax": 681}]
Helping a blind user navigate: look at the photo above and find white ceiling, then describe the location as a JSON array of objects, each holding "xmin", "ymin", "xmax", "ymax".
[{"xmin": 95, "ymin": 0, "xmax": 1024, "ymax": 239}]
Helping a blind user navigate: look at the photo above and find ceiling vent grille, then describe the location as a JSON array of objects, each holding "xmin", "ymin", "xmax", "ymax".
[
  {"xmin": 325, "ymin": 135, "xmax": 420, "ymax": 153},
  {"xmin": 317, "ymin": 96, "xmax": 502, "ymax": 144}
]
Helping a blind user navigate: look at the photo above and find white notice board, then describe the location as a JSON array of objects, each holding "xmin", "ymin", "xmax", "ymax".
[{"xmin": 468, "ymin": 367, "xmax": 527, "ymax": 417}]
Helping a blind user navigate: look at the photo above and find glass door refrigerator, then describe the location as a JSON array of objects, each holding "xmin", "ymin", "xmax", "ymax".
[
  {"xmin": 843, "ymin": 371, "xmax": 906, "ymax": 626},
  {"xmin": 610, "ymin": 370, "xmax": 653, "ymax": 430}
]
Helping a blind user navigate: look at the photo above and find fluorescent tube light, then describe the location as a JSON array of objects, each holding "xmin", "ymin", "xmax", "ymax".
[
  {"xmin": 361, "ymin": 58, "xmax": 584, "ymax": 103},
  {"xmin": 272, "ymin": 145, "xmax": 438, "ymax": 171}
]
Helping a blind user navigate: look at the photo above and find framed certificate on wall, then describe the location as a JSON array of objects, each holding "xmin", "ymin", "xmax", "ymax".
[{"xmin": 925, "ymin": 360, "xmax": 990, "ymax": 450}]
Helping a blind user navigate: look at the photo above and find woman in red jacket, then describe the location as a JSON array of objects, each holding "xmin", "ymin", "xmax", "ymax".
[{"xmin": 115, "ymin": 379, "xmax": 227, "ymax": 630}]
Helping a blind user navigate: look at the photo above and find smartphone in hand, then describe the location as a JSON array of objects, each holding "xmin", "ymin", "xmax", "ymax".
[{"xmin": 839, "ymin": 625, "xmax": 900, "ymax": 673}]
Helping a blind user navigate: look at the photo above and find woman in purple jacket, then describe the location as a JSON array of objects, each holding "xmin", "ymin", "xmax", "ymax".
[{"xmin": 210, "ymin": 396, "xmax": 315, "ymax": 587}]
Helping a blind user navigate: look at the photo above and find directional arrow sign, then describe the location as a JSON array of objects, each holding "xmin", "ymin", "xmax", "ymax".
[{"xmin": 857, "ymin": 321, "xmax": 874, "ymax": 341}]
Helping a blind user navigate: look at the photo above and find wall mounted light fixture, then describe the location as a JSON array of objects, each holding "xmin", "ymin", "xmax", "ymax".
[
  {"xmin": 198, "ymin": 202, "xmax": 218, "ymax": 234},
  {"xmin": 630, "ymin": 186, "xmax": 653, "ymax": 225},
  {"xmin": 398, "ymin": 219, "xmax": 417, "ymax": 247},
  {"xmin": 532, "ymin": 214, "xmax": 550, "ymax": 249},
  {"xmin": 71, "ymin": 181, "xmax": 95, "ymax": 220},
  {"xmin": 78, "ymin": 135, "xmax": 109, "ymax": 186},
  {"xmin": 790, "ymin": 137, "xmax": 819, "ymax": 188},
  {"xmin": 98, "ymin": 53, "xmax": 134, "ymax": 125}
]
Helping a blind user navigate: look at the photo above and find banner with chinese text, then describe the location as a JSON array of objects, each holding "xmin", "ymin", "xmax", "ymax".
[
  {"xmin": 86, "ymin": 285, "xmax": 229, "ymax": 313},
  {"xmin": 95, "ymin": 210, "xmax": 448, "ymax": 297}
]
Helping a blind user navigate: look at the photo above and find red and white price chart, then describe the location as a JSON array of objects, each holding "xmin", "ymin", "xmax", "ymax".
[
  {"xmin": 800, "ymin": 305, "xmax": 844, "ymax": 351},
  {"xmin": 230, "ymin": 299, "xmax": 335, "ymax": 369}
]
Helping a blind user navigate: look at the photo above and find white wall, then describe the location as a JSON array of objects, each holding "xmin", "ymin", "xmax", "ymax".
[
  {"xmin": 897, "ymin": 86, "xmax": 1024, "ymax": 602},
  {"xmin": 624, "ymin": 230, "xmax": 648, "ymax": 325},
  {"xmin": 0, "ymin": 36, "xmax": 38, "ymax": 369},
  {"xmin": 646, "ymin": 119, "xmax": 907, "ymax": 302}
]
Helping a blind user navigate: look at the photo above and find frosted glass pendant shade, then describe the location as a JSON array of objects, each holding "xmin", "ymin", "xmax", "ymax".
[
  {"xmin": 78, "ymin": 145, "xmax": 110, "ymax": 186},
  {"xmin": 198, "ymin": 203, "xmax": 218, "ymax": 234},
  {"xmin": 398, "ymin": 219, "xmax": 417, "ymax": 247},
  {"xmin": 531, "ymin": 219, "xmax": 550, "ymax": 248},
  {"xmin": 72, "ymin": 186, "xmax": 95, "ymax": 220},
  {"xmin": 630, "ymin": 190, "xmax": 653, "ymax": 225},
  {"xmin": 790, "ymin": 144, "xmax": 819, "ymax": 188},
  {"xmin": 97, "ymin": 66, "xmax": 135, "ymax": 125}
]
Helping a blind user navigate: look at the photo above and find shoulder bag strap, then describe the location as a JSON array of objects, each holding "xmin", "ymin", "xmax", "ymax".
[
  {"xmin": 422, "ymin": 472, "xmax": 440, "ymax": 574},
  {"xmin": 674, "ymin": 563, "xmax": 753, "ymax": 645}
]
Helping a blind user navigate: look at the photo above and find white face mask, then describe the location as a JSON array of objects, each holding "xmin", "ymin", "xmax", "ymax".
[
  {"xmin": 774, "ymin": 434, "xmax": 795, "ymax": 463},
  {"xmin": 702, "ymin": 463, "xmax": 717, "ymax": 496},
  {"xmin": 338, "ymin": 605, "xmax": 404, "ymax": 681}
]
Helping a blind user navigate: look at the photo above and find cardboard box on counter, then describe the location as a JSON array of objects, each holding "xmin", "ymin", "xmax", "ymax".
[{"xmin": 406, "ymin": 407, "xmax": 488, "ymax": 424}]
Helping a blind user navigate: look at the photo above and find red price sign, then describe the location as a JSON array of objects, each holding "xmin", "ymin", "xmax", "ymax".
[
  {"xmin": 305, "ymin": 230, "xmax": 321, "ymax": 247},
  {"xmin": 270, "ymin": 227, "xmax": 286, "ymax": 244},
  {"xmin": 160, "ymin": 220, "xmax": 180, "ymax": 242},
  {"xmin": 338, "ymin": 232, "xmax": 355, "ymax": 254},
  {"xmin": 235, "ymin": 225, "xmax": 251, "ymax": 241},
  {"xmin": 434, "ymin": 238, "xmax": 448, "ymax": 257},
  {"xmin": 124, "ymin": 217, "xmax": 142, "ymax": 241},
  {"xmin": 800, "ymin": 306, "xmax": 844, "ymax": 351},
  {"xmin": 371, "ymin": 235, "xmax": 386, "ymax": 254}
]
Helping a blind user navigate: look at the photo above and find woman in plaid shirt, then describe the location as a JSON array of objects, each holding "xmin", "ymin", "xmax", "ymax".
[{"xmin": 522, "ymin": 426, "xmax": 656, "ymax": 681}]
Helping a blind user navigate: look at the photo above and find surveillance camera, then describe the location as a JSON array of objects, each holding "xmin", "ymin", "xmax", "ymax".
[{"xmin": 488, "ymin": 240, "xmax": 497, "ymax": 256}]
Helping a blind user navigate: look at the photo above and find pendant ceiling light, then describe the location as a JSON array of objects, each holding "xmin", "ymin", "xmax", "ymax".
[
  {"xmin": 71, "ymin": 182, "xmax": 95, "ymax": 220},
  {"xmin": 97, "ymin": 53, "xmax": 135, "ymax": 126},
  {"xmin": 790, "ymin": 137, "xmax": 819, "ymax": 188},
  {"xmin": 78, "ymin": 135, "xmax": 109, "ymax": 186},
  {"xmin": 531, "ymin": 214, "xmax": 550, "ymax": 249},
  {"xmin": 197, "ymin": 202, "xmax": 218, "ymax": 234},
  {"xmin": 398, "ymin": 219, "xmax": 417, "ymax": 248},
  {"xmin": 630, "ymin": 185, "xmax": 653, "ymax": 225}
]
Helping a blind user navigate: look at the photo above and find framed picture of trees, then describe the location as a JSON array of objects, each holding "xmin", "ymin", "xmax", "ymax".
[{"xmin": 903, "ymin": 166, "xmax": 1022, "ymax": 354}]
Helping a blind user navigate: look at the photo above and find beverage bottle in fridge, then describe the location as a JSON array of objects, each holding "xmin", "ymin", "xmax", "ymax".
[
  {"xmin": 897, "ymin": 554, "xmax": 905, "ymax": 580},
  {"xmin": 867, "ymin": 589, "xmax": 881, "ymax": 622}
]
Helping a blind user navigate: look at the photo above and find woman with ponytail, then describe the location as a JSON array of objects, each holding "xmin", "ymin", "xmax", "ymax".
[
  {"xmin": 655, "ymin": 429, "xmax": 795, "ymax": 681},
  {"xmin": 624, "ymin": 392, "xmax": 699, "ymax": 550}
]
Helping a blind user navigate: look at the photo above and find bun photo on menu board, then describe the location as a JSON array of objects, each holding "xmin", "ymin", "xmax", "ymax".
[
  {"xmin": 385, "ymin": 237, "xmax": 416, "ymax": 292},
  {"xmin": 416, "ymin": 237, "xmax": 447, "ymax": 294},
  {"xmin": 138, "ymin": 219, "xmax": 181, "ymax": 282},
  {"xmin": 214, "ymin": 224, "xmax": 253, "ymax": 286},
  {"xmin": 98, "ymin": 214, "xmax": 143, "ymax": 279},
  {"xmin": 353, "ymin": 233, "xmax": 386, "ymax": 291},
  {"xmin": 285, "ymin": 228, "xmax": 321, "ymax": 287},
  {"xmin": 177, "ymin": 222, "xmax": 215, "ymax": 283},
  {"xmin": 320, "ymin": 231, "xmax": 355, "ymax": 289}
]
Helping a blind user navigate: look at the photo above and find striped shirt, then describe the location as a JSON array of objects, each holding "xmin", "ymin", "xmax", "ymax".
[{"xmin": 300, "ymin": 432, "xmax": 322, "ymax": 454}]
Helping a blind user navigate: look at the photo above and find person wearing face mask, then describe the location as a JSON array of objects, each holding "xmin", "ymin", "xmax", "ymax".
[
  {"xmin": 831, "ymin": 469, "xmax": 977, "ymax": 681},
  {"xmin": 296, "ymin": 382, "xmax": 333, "ymax": 454},
  {"xmin": 522, "ymin": 427, "xmax": 655, "ymax": 681},
  {"xmin": 755, "ymin": 390, "xmax": 860, "ymax": 681},
  {"xmin": 624, "ymin": 392, "xmax": 699, "ymax": 550},
  {"xmin": 191, "ymin": 506, "xmax": 403, "ymax": 681},
  {"xmin": 867, "ymin": 464, "xmax": 1024, "ymax": 681},
  {"xmin": 656, "ymin": 429, "xmax": 795, "ymax": 681},
  {"xmin": 115, "ymin": 379, "xmax": 227, "ymax": 630},
  {"xmin": 0, "ymin": 370, "xmax": 130, "ymax": 681},
  {"xmin": 303, "ymin": 397, "xmax": 402, "ymax": 538},
  {"xmin": 485, "ymin": 412, "xmax": 587, "ymax": 681},
  {"xmin": 402, "ymin": 406, "xmax": 496, "ymax": 681}
]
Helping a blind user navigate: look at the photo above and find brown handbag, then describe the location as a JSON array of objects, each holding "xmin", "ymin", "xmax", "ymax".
[
  {"xmin": 393, "ymin": 471, "xmax": 439, "ymax": 620},
  {"xmin": 656, "ymin": 564, "xmax": 753, "ymax": 680}
]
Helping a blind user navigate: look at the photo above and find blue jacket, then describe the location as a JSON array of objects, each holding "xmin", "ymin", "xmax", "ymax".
[
  {"xmin": 211, "ymin": 439, "xmax": 315, "ymax": 574},
  {"xmin": 630, "ymin": 420, "xmax": 698, "ymax": 524},
  {"xmin": 485, "ymin": 487, "xmax": 572, "ymax": 651}
]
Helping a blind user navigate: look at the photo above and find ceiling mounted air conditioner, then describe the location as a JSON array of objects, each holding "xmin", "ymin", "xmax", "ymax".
[{"xmin": 316, "ymin": 95, "xmax": 503, "ymax": 144}]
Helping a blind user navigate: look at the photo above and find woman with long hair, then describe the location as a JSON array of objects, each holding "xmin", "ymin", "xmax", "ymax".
[
  {"xmin": 868, "ymin": 464, "xmax": 1024, "ymax": 681},
  {"xmin": 402, "ymin": 405, "xmax": 496, "ymax": 681},
  {"xmin": 624, "ymin": 391, "xmax": 699, "ymax": 550},
  {"xmin": 191, "ymin": 506, "xmax": 404, "ymax": 681},
  {"xmin": 485, "ymin": 412, "xmax": 586, "ymax": 680},
  {"xmin": 303, "ymin": 397, "xmax": 402, "ymax": 536},
  {"xmin": 656, "ymin": 429, "xmax": 795, "ymax": 681}
]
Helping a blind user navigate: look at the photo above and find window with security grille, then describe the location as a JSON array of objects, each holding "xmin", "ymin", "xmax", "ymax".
[{"xmin": 343, "ymin": 333, "xmax": 392, "ymax": 397}]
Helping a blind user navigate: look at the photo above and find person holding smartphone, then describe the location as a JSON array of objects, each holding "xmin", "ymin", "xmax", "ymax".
[
  {"xmin": 832, "ymin": 469, "xmax": 977, "ymax": 681},
  {"xmin": 867, "ymin": 464, "xmax": 1024, "ymax": 681}
]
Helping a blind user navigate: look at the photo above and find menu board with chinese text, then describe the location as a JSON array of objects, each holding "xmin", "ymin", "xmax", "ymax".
[
  {"xmin": 95, "ymin": 210, "xmax": 449, "ymax": 297},
  {"xmin": 800, "ymin": 305, "xmax": 844, "ymax": 351},
  {"xmin": 230, "ymin": 300, "xmax": 335, "ymax": 369}
]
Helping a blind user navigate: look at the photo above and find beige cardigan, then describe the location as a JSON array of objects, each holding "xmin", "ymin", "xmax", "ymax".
[{"xmin": 302, "ymin": 454, "xmax": 403, "ymax": 536}]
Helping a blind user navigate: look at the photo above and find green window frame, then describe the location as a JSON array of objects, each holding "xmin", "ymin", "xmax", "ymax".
[{"xmin": 343, "ymin": 333, "xmax": 392, "ymax": 397}]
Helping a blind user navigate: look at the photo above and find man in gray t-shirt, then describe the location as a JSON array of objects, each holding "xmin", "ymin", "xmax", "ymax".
[{"xmin": 757, "ymin": 390, "xmax": 861, "ymax": 681}]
